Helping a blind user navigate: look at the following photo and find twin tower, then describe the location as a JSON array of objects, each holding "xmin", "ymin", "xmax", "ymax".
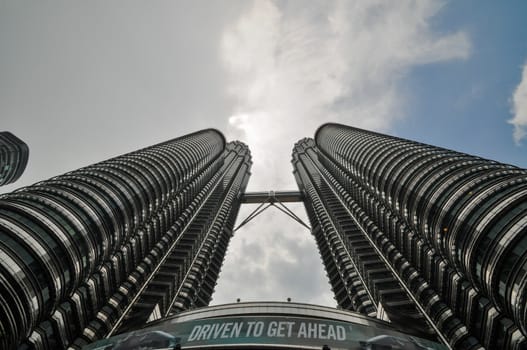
[{"xmin": 1, "ymin": 124, "xmax": 526, "ymax": 349}]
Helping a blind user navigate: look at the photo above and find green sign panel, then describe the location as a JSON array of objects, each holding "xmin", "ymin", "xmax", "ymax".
[
  {"xmin": 184, "ymin": 317, "xmax": 348, "ymax": 345},
  {"xmin": 85, "ymin": 315, "xmax": 448, "ymax": 349}
]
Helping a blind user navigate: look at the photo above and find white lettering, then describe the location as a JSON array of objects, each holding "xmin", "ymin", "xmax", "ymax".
[
  {"xmin": 231, "ymin": 322, "xmax": 243, "ymax": 337},
  {"xmin": 267, "ymin": 321, "xmax": 278, "ymax": 337},
  {"xmin": 246, "ymin": 321, "xmax": 255, "ymax": 336},
  {"xmin": 336, "ymin": 325, "xmax": 346, "ymax": 340},
  {"xmin": 285, "ymin": 322, "xmax": 295, "ymax": 337},
  {"xmin": 198, "ymin": 324, "xmax": 211, "ymax": 340},
  {"xmin": 327, "ymin": 325, "xmax": 336, "ymax": 340},
  {"xmin": 191, "ymin": 320, "xmax": 345, "ymax": 342},
  {"xmin": 267, "ymin": 321, "xmax": 295, "ymax": 337},
  {"xmin": 213, "ymin": 323, "xmax": 225, "ymax": 339},
  {"xmin": 206, "ymin": 323, "xmax": 215, "ymax": 339},
  {"xmin": 221, "ymin": 323, "xmax": 233, "ymax": 338},
  {"xmin": 295, "ymin": 322, "xmax": 344, "ymax": 340},
  {"xmin": 308, "ymin": 322, "xmax": 317, "ymax": 338},
  {"xmin": 276, "ymin": 322, "xmax": 287, "ymax": 337},
  {"xmin": 297, "ymin": 322, "xmax": 307, "ymax": 338},
  {"xmin": 276, "ymin": 322, "xmax": 285, "ymax": 337},
  {"xmin": 188, "ymin": 325, "xmax": 201, "ymax": 341},
  {"xmin": 318, "ymin": 324, "xmax": 327, "ymax": 339},
  {"xmin": 253, "ymin": 321, "xmax": 264, "ymax": 336}
]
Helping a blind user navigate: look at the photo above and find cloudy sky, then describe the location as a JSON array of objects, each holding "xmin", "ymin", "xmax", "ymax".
[{"xmin": 1, "ymin": 1, "xmax": 527, "ymax": 307}]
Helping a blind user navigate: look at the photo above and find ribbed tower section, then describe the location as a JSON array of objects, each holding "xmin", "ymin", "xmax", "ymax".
[
  {"xmin": 292, "ymin": 123, "xmax": 527, "ymax": 350},
  {"xmin": 0, "ymin": 129, "xmax": 251, "ymax": 350},
  {"xmin": 0, "ymin": 131, "xmax": 29, "ymax": 186}
]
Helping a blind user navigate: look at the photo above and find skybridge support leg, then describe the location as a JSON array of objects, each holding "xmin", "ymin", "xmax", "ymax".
[{"xmin": 235, "ymin": 190, "xmax": 310, "ymax": 231}]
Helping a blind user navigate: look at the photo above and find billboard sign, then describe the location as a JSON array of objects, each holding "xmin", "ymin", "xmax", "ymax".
[{"xmin": 84, "ymin": 315, "xmax": 447, "ymax": 349}]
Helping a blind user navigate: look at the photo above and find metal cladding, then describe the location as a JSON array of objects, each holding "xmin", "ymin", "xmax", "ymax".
[
  {"xmin": 0, "ymin": 131, "xmax": 29, "ymax": 186},
  {"xmin": 292, "ymin": 123, "xmax": 527, "ymax": 350},
  {"xmin": 0, "ymin": 129, "xmax": 252, "ymax": 349}
]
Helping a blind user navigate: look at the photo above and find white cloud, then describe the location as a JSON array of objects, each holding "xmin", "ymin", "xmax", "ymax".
[
  {"xmin": 221, "ymin": 0, "xmax": 470, "ymax": 190},
  {"xmin": 212, "ymin": 203, "xmax": 336, "ymax": 306},
  {"xmin": 510, "ymin": 60, "xmax": 527, "ymax": 145},
  {"xmin": 214, "ymin": 0, "xmax": 470, "ymax": 306}
]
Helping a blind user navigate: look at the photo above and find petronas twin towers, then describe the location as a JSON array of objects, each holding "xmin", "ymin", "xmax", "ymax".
[{"xmin": 1, "ymin": 124, "xmax": 526, "ymax": 350}]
